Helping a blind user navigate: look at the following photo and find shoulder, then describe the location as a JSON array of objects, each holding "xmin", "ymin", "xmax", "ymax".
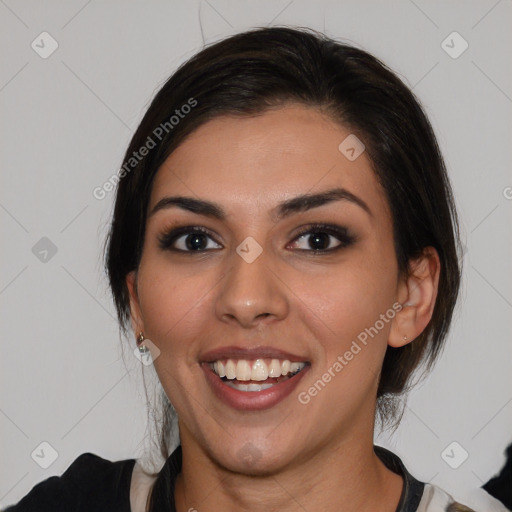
[
  {"xmin": 417, "ymin": 483, "xmax": 510, "ymax": 512},
  {"xmin": 3, "ymin": 452, "xmax": 136, "ymax": 512},
  {"xmin": 374, "ymin": 445, "xmax": 509, "ymax": 512},
  {"xmin": 130, "ymin": 461, "xmax": 158, "ymax": 512}
]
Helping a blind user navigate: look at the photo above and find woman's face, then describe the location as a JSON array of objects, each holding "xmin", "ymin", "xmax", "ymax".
[{"xmin": 128, "ymin": 104, "xmax": 405, "ymax": 473}]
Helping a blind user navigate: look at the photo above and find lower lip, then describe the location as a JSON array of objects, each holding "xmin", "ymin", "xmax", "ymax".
[{"xmin": 201, "ymin": 362, "xmax": 310, "ymax": 411}]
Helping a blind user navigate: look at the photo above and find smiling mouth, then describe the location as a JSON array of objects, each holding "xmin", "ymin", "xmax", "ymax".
[{"xmin": 209, "ymin": 358, "xmax": 310, "ymax": 392}]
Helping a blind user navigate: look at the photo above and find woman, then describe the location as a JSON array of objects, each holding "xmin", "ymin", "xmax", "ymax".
[{"xmin": 5, "ymin": 26, "xmax": 506, "ymax": 512}]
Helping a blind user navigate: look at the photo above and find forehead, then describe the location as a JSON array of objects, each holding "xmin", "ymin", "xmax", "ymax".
[{"xmin": 149, "ymin": 105, "xmax": 390, "ymax": 222}]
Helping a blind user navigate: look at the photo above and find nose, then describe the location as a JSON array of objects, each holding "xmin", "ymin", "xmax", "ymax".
[{"xmin": 214, "ymin": 247, "xmax": 289, "ymax": 329}]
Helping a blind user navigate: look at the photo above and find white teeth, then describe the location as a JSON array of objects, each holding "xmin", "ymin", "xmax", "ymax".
[
  {"xmin": 236, "ymin": 360, "xmax": 252, "ymax": 381},
  {"xmin": 210, "ymin": 358, "xmax": 306, "ymax": 381},
  {"xmin": 215, "ymin": 361, "xmax": 226, "ymax": 378},
  {"xmin": 290, "ymin": 362, "xmax": 302, "ymax": 373},
  {"xmin": 251, "ymin": 359, "xmax": 268, "ymax": 381},
  {"xmin": 225, "ymin": 381, "xmax": 275, "ymax": 392},
  {"xmin": 268, "ymin": 359, "xmax": 281, "ymax": 377},
  {"xmin": 225, "ymin": 359, "xmax": 236, "ymax": 380}
]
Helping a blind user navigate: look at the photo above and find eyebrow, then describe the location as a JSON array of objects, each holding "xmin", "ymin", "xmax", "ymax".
[{"xmin": 149, "ymin": 187, "xmax": 372, "ymax": 221}]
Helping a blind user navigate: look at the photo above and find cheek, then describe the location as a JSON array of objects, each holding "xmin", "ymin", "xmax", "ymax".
[
  {"xmin": 136, "ymin": 258, "xmax": 212, "ymax": 356},
  {"xmin": 136, "ymin": 262, "xmax": 215, "ymax": 411},
  {"xmin": 292, "ymin": 252, "xmax": 397, "ymax": 347},
  {"xmin": 295, "ymin": 257, "xmax": 398, "ymax": 409}
]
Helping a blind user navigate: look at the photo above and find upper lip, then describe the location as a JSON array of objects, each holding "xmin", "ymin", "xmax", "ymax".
[{"xmin": 200, "ymin": 345, "xmax": 309, "ymax": 363}]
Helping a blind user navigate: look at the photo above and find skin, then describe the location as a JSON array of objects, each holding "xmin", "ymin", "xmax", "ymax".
[{"xmin": 126, "ymin": 104, "xmax": 440, "ymax": 512}]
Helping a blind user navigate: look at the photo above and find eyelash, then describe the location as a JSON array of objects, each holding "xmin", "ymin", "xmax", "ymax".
[{"xmin": 157, "ymin": 223, "xmax": 356, "ymax": 255}]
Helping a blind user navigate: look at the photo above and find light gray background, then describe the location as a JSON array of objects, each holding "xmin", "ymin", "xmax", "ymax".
[{"xmin": 1, "ymin": 0, "xmax": 511, "ymax": 508}]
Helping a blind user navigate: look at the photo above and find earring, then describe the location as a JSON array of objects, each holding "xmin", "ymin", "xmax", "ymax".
[
  {"xmin": 137, "ymin": 331, "xmax": 149, "ymax": 354},
  {"xmin": 403, "ymin": 335, "xmax": 408, "ymax": 341}
]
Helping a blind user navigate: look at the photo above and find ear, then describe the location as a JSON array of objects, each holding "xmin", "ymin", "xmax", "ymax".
[
  {"xmin": 126, "ymin": 270, "xmax": 144, "ymax": 337},
  {"xmin": 388, "ymin": 246, "xmax": 441, "ymax": 348}
]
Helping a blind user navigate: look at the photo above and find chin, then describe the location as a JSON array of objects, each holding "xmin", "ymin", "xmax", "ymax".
[{"xmin": 209, "ymin": 439, "xmax": 296, "ymax": 476}]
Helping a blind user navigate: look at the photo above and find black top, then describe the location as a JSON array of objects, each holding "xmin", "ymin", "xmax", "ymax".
[
  {"xmin": 483, "ymin": 442, "xmax": 512, "ymax": 510},
  {"xmin": 4, "ymin": 445, "xmax": 425, "ymax": 511},
  {"xmin": 3, "ymin": 453, "xmax": 136, "ymax": 512}
]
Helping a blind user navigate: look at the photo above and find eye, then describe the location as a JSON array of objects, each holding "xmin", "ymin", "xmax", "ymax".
[
  {"xmin": 288, "ymin": 223, "xmax": 355, "ymax": 253},
  {"xmin": 158, "ymin": 223, "xmax": 356, "ymax": 254},
  {"xmin": 158, "ymin": 226, "xmax": 222, "ymax": 252}
]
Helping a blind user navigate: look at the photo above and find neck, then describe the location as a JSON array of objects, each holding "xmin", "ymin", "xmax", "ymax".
[{"xmin": 173, "ymin": 428, "xmax": 403, "ymax": 512}]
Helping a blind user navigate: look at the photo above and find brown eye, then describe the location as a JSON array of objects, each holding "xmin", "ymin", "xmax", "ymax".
[
  {"xmin": 289, "ymin": 224, "xmax": 356, "ymax": 253},
  {"xmin": 158, "ymin": 226, "xmax": 222, "ymax": 252}
]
